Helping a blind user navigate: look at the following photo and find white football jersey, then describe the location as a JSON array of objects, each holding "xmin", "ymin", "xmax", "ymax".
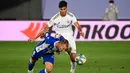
[{"xmin": 48, "ymin": 11, "xmax": 77, "ymax": 36}]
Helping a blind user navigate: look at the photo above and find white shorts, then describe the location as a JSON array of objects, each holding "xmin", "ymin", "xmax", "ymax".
[{"xmin": 62, "ymin": 35, "xmax": 76, "ymax": 53}]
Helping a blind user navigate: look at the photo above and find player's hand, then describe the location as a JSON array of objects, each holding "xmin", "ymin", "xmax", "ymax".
[
  {"xmin": 28, "ymin": 38, "xmax": 35, "ymax": 42},
  {"xmin": 80, "ymin": 31, "xmax": 85, "ymax": 38}
]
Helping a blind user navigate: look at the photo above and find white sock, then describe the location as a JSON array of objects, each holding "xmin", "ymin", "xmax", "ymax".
[
  {"xmin": 28, "ymin": 69, "xmax": 33, "ymax": 73},
  {"xmin": 45, "ymin": 68, "xmax": 47, "ymax": 73},
  {"xmin": 70, "ymin": 62, "xmax": 76, "ymax": 72}
]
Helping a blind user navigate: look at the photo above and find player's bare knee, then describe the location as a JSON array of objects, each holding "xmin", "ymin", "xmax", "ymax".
[
  {"xmin": 46, "ymin": 66, "xmax": 52, "ymax": 73},
  {"xmin": 45, "ymin": 62, "xmax": 53, "ymax": 73},
  {"xmin": 46, "ymin": 68, "xmax": 52, "ymax": 73}
]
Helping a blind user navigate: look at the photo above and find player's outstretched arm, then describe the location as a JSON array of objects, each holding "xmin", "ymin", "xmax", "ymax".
[
  {"xmin": 28, "ymin": 24, "xmax": 49, "ymax": 42},
  {"xmin": 74, "ymin": 22, "xmax": 84, "ymax": 38}
]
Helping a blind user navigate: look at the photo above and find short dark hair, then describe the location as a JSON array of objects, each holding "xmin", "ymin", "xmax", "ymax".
[
  {"xmin": 59, "ymin": 0, "xmax": 67, "ymax": 8},
  {"xmin": 109, "ymin": 0, "xmax": 114, "ymax": 3}
]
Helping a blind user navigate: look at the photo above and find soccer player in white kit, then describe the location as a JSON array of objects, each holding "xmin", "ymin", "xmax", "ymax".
[{"xmin": 30, "ymin": 1, "xmax": 84, "ymax": 73}]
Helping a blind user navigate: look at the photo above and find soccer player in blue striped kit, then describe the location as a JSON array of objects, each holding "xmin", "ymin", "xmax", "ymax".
[{"xmin": 28, "ymin": 32, "xmax": 69, "ymax": 73}]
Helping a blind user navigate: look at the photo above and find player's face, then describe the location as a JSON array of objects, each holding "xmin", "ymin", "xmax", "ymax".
[
  {"xmin": 59, "ymin": 7, "xmax": 67, "ymax": 16},
  {"xmin": 59, "ymin": 44, "xmax": 68, "ymax": 52}
]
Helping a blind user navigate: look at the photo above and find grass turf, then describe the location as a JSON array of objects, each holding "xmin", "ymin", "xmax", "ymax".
[{"xmin": 0, "ymin": 41, "xmax": 130, "ymax": 73}]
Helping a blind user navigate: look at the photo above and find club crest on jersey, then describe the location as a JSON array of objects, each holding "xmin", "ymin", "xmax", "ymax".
[
  {"xmin": 67, "ymin": 20, "xmax": 70, "ymax": 23},
  {"xmin": 67, "ymin": 20, "xmax": 72, "ymax": 24}
]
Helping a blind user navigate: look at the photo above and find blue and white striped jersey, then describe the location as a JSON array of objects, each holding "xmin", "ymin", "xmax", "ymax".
[{"xmin": 34, "ymin": 32, "xmax": 64, "ymax": 54}]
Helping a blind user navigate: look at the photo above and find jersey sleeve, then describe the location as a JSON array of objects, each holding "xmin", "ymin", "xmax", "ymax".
[
  {"xmin": 55, "ymin": 34, "xmax": 65, "ymax": 41},
  {"xmin": 58, "ymin": 36, "xmax": 65, "ymax": 41},
  {"xmin": 47, "ymin": 13, "xmax": 59, "ymax": 27},
  {"xmin": 47, "ymin": 18, "xmax": 54, "ymax": 27},
  {"xmin": 72, "ymin": 14, "xmax": 78, "ymax": 23},
  {"xmin": 44, "ymin": 32, "xmax": 57, "ymax": 46}
]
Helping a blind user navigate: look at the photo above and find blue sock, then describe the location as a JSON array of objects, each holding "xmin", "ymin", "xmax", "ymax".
[
  {"xmin": 39, "ymin": 69, "xmax": 45, "ymax": 73},
  {"xmin": 28, "ymin": 61, "xmax": 35, "ymax": 71}
]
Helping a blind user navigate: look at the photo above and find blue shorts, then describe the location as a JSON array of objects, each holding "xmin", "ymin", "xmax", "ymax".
[
  {"xmin": 42, "ymin": 53, "xmax": 54, "ymax": 64},
  {"xmin": 31, "ymin": 41, "xmax": 54, "ymax": 64},
  {"xmin": 31, "ymin": 50, "xmax": 54, "ymax": 64}
]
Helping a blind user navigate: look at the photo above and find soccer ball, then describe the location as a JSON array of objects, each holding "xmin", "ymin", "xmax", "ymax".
[{"xmin": 76, "ymin": 54, "xmax": 86, "ymax": 65}]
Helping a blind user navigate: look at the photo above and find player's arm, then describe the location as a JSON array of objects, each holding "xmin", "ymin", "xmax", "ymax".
[
  {"xmin": 28, "ymin": 24, "xmax": 49, "ymax": 42},
  {"xmin": 74, "ymin": 22, "xmax": 84, "ymax": 38},
  {"xmin": 39, "ymin": 16, "xmax": 55, "ymax": 39},
  {"xmin": 72, "ymin": 13, "xmax": 84, "ymax": 38},
  {"xmin": 38, "ymin": 25, "xmax": 49, "ymax": 39},
  {"xmin": 103, "ymin": 8, "xmax": 109, "ymax": 21},
  {"xmin": 28, "ymin": 16, "xmax": 55, "ymax": 42}
]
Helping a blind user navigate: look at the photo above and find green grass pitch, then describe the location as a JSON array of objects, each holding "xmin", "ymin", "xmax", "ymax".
[{"xmin": 0, "ymin": 41, "xmax": 130, "ymax": 73}]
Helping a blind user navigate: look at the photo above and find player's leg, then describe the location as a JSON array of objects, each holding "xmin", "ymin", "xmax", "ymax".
[
  {"xmin": 39, "ymin": 62, "xmax": 53, "ymax": 73},
  {"xmin": 62, "ymin": 35, "xmax": 76, "ymax": 73},
  {"xmin": 70, "ymin": 52, "xmax": 76, "ymax": 72},
  {"xmin": 28, "ymin": 41, "xmax": 43, "ymax": 73},
  {"xmin": 39, "ymin": 53, "xmax": 54, "ymax": 73},
  {"xmin": 69, "ymin": 38, "xmax": 77, "ymax": 73},
  {"xmin": 28, "ymin": 57, "xmax": 38, "ymax": 73}
]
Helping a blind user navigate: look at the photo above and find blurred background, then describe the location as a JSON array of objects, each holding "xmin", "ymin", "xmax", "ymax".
[
  {"xmin": 0, "ymin": 0, "xmax": 130, "ymax": 73},
  {"xmin": 0, "ymin": 0, "xmax": 130, "ymax": 20}
]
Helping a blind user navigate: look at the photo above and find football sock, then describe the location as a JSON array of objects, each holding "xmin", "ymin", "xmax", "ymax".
[
  {"xmin": 39, "ymin": 69, "xmax": 47, "ymax": 73},
  {"xmin": 28, "ymin": 61, "xmax": 35, "ymax": 71},
  {"xmin": 71, "ymin": 61, "xmax": 76, "ymax": 70}
]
